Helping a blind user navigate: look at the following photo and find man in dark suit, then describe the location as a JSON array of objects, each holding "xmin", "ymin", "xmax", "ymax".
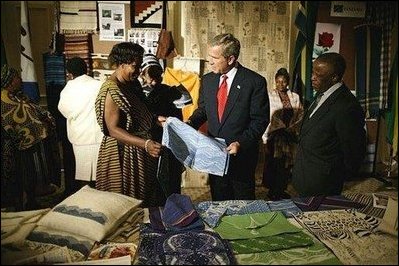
[
  {"xmin": 187, "ymin": 33, "xmax": 270, "ymax": 200},
  {"xmin": 292, "ymin": 52, "xmax": 366, "ymax": 196}
]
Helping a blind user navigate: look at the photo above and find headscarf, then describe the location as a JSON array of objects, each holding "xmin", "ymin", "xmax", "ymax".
[
  {"xmin": 1, "ymin": 65, "xmax": 18, "ymax": 88},
  {"xmin": 141, "ymin": 53, "xmax": 162, "ymax": 72}
]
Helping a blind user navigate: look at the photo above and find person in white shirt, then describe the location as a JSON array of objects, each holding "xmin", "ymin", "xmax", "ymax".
[{"xmin": 58, "ymin": 57, "xmax": 103, "ymax": 188}]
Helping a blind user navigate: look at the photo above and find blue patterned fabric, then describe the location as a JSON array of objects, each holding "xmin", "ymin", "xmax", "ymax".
[
  {"xmin": 195, "ymin": 200, "xmax": 270, "ymax": 228},
  {"xmin": 53, "ymin": 204, "xmax": 108, "ymax": 225},
  {"xmin": 43, "ymin": 53, "xmax": 66, "ymax": 86},
  {"xmin": 27, "ymin": 225, "xmax": 94, "ymax": 256},
  {"xmin": 162, "ymin": 117, "xmax": 230, "ymax": 176},
  {"xmin": 136, "ymin": 223, "xmax": 236, "ymax": 265},
  {"xmin": 268, "ymin": 199, "xmax": 302, "ymax": 218}
]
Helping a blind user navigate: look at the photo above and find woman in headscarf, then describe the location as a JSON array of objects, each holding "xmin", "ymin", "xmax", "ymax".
[{"xmin": 1, "ymin": 65, "xmax": 60, "ymax": 210}]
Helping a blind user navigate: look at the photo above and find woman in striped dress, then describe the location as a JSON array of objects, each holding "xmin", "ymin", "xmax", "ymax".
[{"xmin": 95, "ymin": 42, "xmax": 165, "ymax": 207}]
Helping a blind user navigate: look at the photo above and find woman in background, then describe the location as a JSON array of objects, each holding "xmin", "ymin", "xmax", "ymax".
[
  {"xmin": 1, "ymin": 65, "xmax": 60, "ymax": 210},
  {"xmin": 262, "ymin": 68, "xmax": 303, "ymax": 200}
]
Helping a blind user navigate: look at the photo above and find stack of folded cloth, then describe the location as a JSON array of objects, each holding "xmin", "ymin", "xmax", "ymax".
[{"xmin": 148, "ymin": 193, "xmax": 204, "ymax": 232}]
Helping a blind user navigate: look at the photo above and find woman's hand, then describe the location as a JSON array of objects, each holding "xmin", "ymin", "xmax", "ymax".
[
  {"xmin": 157, "ymin": 116, "xmax": 167, "ymax": 127},
  {"xmin": 145, "ymin": 140, "xmax": 162, "ymax": 158}
]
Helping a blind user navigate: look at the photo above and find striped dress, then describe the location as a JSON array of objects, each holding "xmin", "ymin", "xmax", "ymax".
[{"xmin": 95, "ymin": 79, "xmax": 166, "ymax": 207}]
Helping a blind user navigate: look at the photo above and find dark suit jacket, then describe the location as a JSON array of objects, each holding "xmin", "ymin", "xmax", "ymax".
[
  {"xmin": 189, "ymin": 64, "xmax": 269, "ymax": 181},
  {"xmin": 292, "ymin": 84, "xmax": 366, "ymax": 196}
]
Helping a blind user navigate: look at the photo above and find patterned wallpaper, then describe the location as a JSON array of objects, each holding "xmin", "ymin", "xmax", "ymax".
[{"xmin": 181, "ymin": 1, "xmax": 291, "ymax": 90}]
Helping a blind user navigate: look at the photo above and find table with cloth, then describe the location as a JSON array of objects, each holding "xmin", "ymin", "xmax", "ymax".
[{"xmin": 1, "ymin": 188, "xmax": 397, "ymax": 265}]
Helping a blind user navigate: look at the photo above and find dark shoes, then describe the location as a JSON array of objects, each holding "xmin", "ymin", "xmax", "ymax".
[{"xmin": 267, "ymin": 191, "xmax": 291, "ymax": 201}]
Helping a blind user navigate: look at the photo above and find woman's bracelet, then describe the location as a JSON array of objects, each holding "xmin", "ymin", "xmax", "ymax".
[{"xmin": 144, "ymin": 139, "xmax": 151, "ymax": 153}]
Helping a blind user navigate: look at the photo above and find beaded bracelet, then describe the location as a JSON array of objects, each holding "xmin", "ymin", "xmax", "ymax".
[{"xmin": 144, "ymin": 139, "xmax": 151, "ymax": 153}]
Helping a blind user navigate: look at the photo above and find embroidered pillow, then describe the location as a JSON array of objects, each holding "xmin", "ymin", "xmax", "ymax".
[{"xmin": 37, "ymin": 185, "xmax": 142, "ymax": 242}]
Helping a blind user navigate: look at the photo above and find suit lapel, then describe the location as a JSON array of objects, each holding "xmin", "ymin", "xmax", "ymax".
[{"xmin": 300, "ymin": 86, "xmax": 345, "ymax": 137}]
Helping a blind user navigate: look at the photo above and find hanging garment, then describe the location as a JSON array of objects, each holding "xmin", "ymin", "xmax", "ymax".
[
  {"xmin": 162, "ymin": 67, "xmax": 200, "ymax": 121},
  {"xmin": 156, "ymin": 29, "xmax": 178, "ymax": 59},
  {"xmin": 354, "ymin": 24, "xmax": 382, "ymax": 119}
]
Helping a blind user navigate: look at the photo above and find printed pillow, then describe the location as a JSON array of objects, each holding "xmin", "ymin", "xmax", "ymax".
[{"xmin": 37, "ymin": 185, "xmax": 142, "ymax": 242}]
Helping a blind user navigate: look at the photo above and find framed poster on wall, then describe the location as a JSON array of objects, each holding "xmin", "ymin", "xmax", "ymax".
[
  {"xmin": 131, "ymin": 1, "xmax": 164, "ymax": 28},
  {"xmin": 98, "ymin": 2, "xmax": 126, "ymax": 41},
  {"xmin": 128, "ymin": 28, "xmax": 161, "ymax": 54}
]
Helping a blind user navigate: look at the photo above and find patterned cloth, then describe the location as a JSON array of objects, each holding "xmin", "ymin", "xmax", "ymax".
[
  {"xmin": 43, "ymin": 53, "xmax": 66, "ymax": 86},
  {"xmin": 376, "ymin": 197, "xmax": 398, "ymax": 236},
  {"xmin": 1, "ymin": 208, "xmax": 51, "ymax": 246},
  {"xmin": 1, "ymin": 90, "xmax": 51, "ymax": 150},
  {"xmin": 148, "ymin": 194, "xmax": 204, "ymax": 232},
  {"xmin": 43, "ymin": 53, "xmax": 66, "ymax": 141},
  {"xmin": 1, "ymin": 65, "xmax": 18, "ymax": 88},
  {"xmin": 214, "ymin": 212, "xmax": 302, "ymax": 240},
  {"xmin": 278, "ymin": 90, "xmax": 294, "ymax": 125},
  {"xmin": 229, "ymin": 230, "xmax": 314, "ymax": 254},
  {"xmin": 1, "ymin": 88, "xmax": 61, "ymax": 209},
  {"xmin": 135, "ymin": 223, "xmax": 236, "ymax": 265},
  {"xmin": 63, "ymin": 34, "xmax": 92, "ymax": 75},
  {"xmin": 235, "ymin": 218, "xmax": 340, "ymax": 265},
  {"xmin": 354, "ymin": 25, "xmax": 381, "ymax": 118},
  {"xmin": 343, "ymin": 192, "xmax": 386, "ymax": 218},
  {"xmin": 162, "ymin": 117, "xmax": 230, "ymax": 176},
  {"xmin": 366, "ymin": 3, "xmax": 396, "ymax": 109},
  {"xmin": 262, "ymin": 89, "xmax": 303, "ymax": 168},
  {"xmin": 195, "ymin": 200, "xmax": 271, "ymax": 228},
  {"xmin": 104, "ymin": 208, "xmax": 144, "ymax": 243},
  {"xmin": 95, "ymin": 79, "xmax": 165, "ymax": 208},
  {"xmin": 235, "ymin": 241, "xmax": 342, "ymax": 265},
  {"xmin": 267, "ymin": 199, "xmax": 302, "ymax": 218},
  {"xmin": 294, "ymin": 209, "xmax": 398, "ymax": 265},
  {"xmin": 293, "ymin": 195, "xmax": 365, "ymax": 212}
]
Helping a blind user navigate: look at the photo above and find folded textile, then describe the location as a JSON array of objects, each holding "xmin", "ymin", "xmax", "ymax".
[
  {"xmin": 292, "ymin": 195, "xmax": 365, "ymax": 212},
  {"xmin": 267, "ymin": 199, "xmax": 302, "ymax": 218},
  {"xmin": 149, "ymin": 194, "xmax": 204, "ymax": 232},
  {"xmin": 214, "ymin": 211, "xmax": 301, "ymax": 240},
  {"xmin": 293, "ymin": 209, "xmax": 398, "ymax": 265},
  {"xmin": 376, "ymin": 197, "xmax": 398, "ymax": 237},
  {"xmin": 229, "ymin": 230, "xmax": 314, "ymax": 254},
  {"xmin": 1, "ymin": 208, "xmax": 51, "ymax": 246},
  {"xmin": 195, "ymin": 200, "xmax": 270, "ymax": 228}
]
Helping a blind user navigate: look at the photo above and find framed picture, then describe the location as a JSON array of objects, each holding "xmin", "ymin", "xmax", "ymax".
[{"xmin": 131, "ymin": 1, "xmax": 164, "ymax": 28}]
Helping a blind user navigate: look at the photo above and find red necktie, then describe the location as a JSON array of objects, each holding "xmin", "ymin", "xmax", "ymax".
[{"xmin": 217, "ymin": 75, "xmax": 228, "ymax": 121}]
